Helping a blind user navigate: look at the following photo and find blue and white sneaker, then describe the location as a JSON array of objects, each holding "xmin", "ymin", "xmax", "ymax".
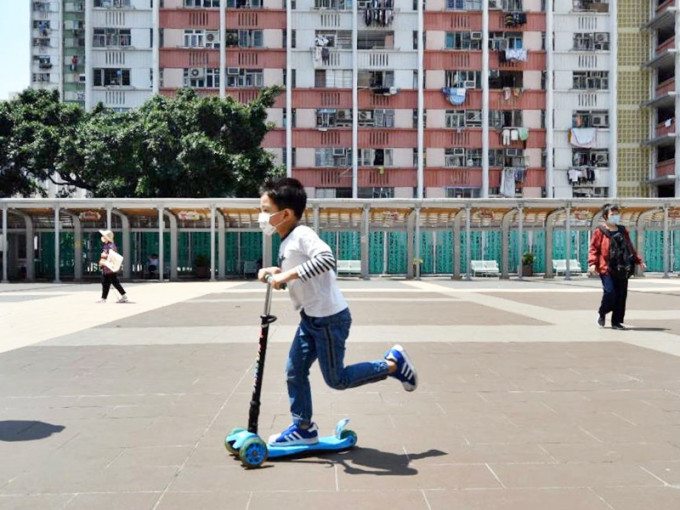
[
  {"xmin": 385, "ymin": 344, "xmax": 418, "ymax": 391},
  {"xmin": 268, "ymin": 422, "xmax": 319, "ymax": 446}
]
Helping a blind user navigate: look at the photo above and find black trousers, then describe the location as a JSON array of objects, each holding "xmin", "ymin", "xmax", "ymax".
[
  {"xmin": 598, "ymin": 273, "xmax": 629, "ymax": 325},
  {"xmin": 101, "ymin": 273, "xmax": 126, "ymax": 299}
]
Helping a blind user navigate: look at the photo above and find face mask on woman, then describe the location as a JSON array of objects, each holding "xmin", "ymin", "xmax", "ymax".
[{"xmin": 607, "ymin": 214, "xmax": 621, "ymax": 226}]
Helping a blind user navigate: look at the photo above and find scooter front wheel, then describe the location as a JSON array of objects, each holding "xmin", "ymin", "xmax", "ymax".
[
  {"xmin": 239, "ymin": 436, "xmax": 268, "ymax": 468},
  {"xmin": 225, "ymin": 427, "xmax": 246, "ymax": 455}
]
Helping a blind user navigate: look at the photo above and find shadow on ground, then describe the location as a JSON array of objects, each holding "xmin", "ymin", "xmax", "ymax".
[{"xmin": 0, "ymin": 420, "xmax": 65, "ymax": 442}]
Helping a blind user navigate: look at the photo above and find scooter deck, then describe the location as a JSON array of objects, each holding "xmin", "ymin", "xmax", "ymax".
[{"xmin": 267, "ymin": 433, "xmax": 356, "ymax": 458}]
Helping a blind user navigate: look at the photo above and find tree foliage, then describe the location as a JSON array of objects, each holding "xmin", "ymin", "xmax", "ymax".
[{"xmin": 1, "ymin": 87, "xmax": 283, "ymax": 198}]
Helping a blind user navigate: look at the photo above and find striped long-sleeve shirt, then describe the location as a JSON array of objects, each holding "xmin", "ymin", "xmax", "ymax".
[{"xmin": 278, "ymin": 225, "xmax": 348, "ymax": 317}]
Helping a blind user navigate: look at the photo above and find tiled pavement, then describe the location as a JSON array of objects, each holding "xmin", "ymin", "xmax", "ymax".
[{"xmin": 1, "ymin": 275, "xmax": 680, "ymax": 509}]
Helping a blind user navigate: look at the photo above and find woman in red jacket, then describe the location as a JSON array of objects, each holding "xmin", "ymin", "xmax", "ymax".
[{"xmin": 588, "ymin": 205, "xmax": 645, "ymax": 330}]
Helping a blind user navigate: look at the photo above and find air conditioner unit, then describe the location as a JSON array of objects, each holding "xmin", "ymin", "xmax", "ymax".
[
  {"xmin": 189, "ymin": 68, "xmax": 205, "ymax": 79},
  {"xmin": 227, "ymin": 67, "xmax": 239, "ymax": 75},
  {"xmin": 463, "ymin": 80, "xmax": 476, "ymax": 89},
  {"xmin": 471, "ymin": 32, "xmax": 482, "ymax": 40},
  {"xmin": 595, "ymin": 33, "xmax": 608, "ymax": 43},
  {"xmin": 78, "ymin": 73, "xmax": 86, "ymax": 83},
  {"xmin": 594, "ymin": 152, "xmax": 609, "ymax": 165},
  {"xmin": 592, "ymin": 115, "xmax": 608, "ymax": 127},
  {"xmin": 506, "ymin": 148, "xmax": 521, "ymax": 157},
  {"xmin": 358, "ymin": 110, "xmax": 373, "ymax": 120},
  {"xmin": 332, "ymin": 148, "xmax": 346, "ymax": 156},
  {"xmin": 206, "ymin": 31, "xmax": 219, "ymax": 44}
]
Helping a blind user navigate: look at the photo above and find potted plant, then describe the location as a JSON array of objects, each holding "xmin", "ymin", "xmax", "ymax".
[
  {"xmin": 194, "ymin": 254, "xmax": 210, "ymax": 278},
  {"xmin": 521, "ymin": 252, "xmax": 535, "ymax": 277}
]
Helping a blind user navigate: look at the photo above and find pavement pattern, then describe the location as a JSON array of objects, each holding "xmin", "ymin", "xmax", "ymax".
[{"xmin": 1, "ymin": 274, "xmax": 680, "ymax": 510}]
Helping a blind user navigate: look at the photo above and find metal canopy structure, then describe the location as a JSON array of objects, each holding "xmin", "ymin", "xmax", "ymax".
[{"xmin": 2, "ymin": 198, "xmax": 680, "ymax": 282}]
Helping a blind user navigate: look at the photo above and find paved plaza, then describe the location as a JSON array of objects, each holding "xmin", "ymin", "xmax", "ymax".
[{"xmin": 1, "ymin": 274, "xmax": 680, "ymax": 509}]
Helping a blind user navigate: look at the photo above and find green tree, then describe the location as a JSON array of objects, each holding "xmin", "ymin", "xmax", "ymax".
[
  {"xmin": 58, "ymin": 87, "xmax": 283, "ymax": 198},
  {"xmin": 2, "ymin": 87, "xmax": 283, "ymax": 198},
  {"xmin": 0, "ymin": 89, "xmax": 83, "ymax": 197}
]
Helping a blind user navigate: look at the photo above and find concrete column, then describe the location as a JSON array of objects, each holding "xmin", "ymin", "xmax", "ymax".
[
  {"xmin": 54, "ymin": 206, "xmax": 61, "ymax": 283},
  {"xmin": 210, "ymin": 204, "xmax": 216, "ymax": 282},
  {"xmin": 351, "ymin": 0, "xmax": 358, "ymax": 198},
  {"xmin": 465, "ymin": 205, "xmax": 472, "ymax": 281},
  {"xmin": 416, "ymin": 0, "xmax": 424, "ymax": 199},
  {"xmin": 545, "ymin": 0, "xmax": 554, "ymax": 197},
  {"xmin": 361, "ymin": 204, "xmax": 369, "ymax": 280},
  {"xmin": 153, "ymin": 0, "xmax": 160, "ymax": 94},
  {"xmin": 158, "ymin": 207, "xmax": 164, "ymax": 282},
  {"xmin": 285, "ymin": 0, "xmax": 292, "ymax": 178},
  {"xmin": 481, "ymin": 1, "xmax": 489, "ymax": 198},
  {"xmin": 84, "ymin": 0, "xmax": 92, "ymax": 110},
  {"xmin": 609, "ymin": 0, "xmax": 618, "ymax": 197},
  {"xmin": 164, "ymin": 211, "xmax": 178, "ymax": 281},
  {"xmin": 112, "ymin": 210, "xmax": 130, "ymax": 280},
  {"xmin": 565, "ymin": 204, "xmax": 572, "ymax": 280},
  {"xmin": 1, "ymin": 204, "xmax": 8, "ymax": 283},
  {"xmin": 219, "ymin": 0, "xmax": 226, "ymax": 100},
  {"xmin": 517, "ymin": 206, "xmax": 524, "ymax": 280},
  {"xmin": 217, "ymin": 209, "xmax": 226, "ymax": 280}
]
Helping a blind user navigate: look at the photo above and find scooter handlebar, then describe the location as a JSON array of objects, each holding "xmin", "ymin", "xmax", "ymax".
[{"xmin": 264, "ymin": 274, "xmax": 287, "ymax": 290}]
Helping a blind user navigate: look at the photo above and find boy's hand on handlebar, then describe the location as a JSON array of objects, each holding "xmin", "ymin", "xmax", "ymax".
[
  {"xmin": 267, "ymin": 272, "xmax": 288, "ymax": 290},
  {"xmin": 258, "ymin": 267, "xmax": 280, "ymax": 283}
]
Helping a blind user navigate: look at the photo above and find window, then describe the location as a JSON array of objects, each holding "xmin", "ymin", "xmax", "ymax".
[
  {"xmin": 95, "ymin": 0, "xmax": 132, "ymax": 6},
  {"xmin": 93, "ymin": 68, "xmax": 130, "ymax": 86},
  {"xmin": 357, "ymin": 149, "xmax": 393, "ymax": 166},
  {"xmin": 445, "ymin": 70, "xmax": 481, "ymax": 88},
  {"xmin": 573, "ymin": 33, "xmax": 610, "ymax": 51},
  {"xmin": 445, "ymin": 32, "xmax": 483, "ymax": 51},
  {"xmin": 358, "ymin": 71, "xmax": 394, "ymax": 88},
  {"xmin": 93, "ymin": 28, "xmax": 131, "ymax": 47},
  {"xmin": 238, "ymin": 29, "xmax": 263, "ymax": 48},
  {"xmin": 317, "ymin": 108, "xmax": 351, "ymax": 128},
  {"xmin": 226, "ymin": 0, "xmax": 263, "ymax": 7},
  {"xmin": 573, "ymin": 71, "xmax": 609, "ymax": 90},
  {"xmin": 32, "ymin": 73, "xmax": 51, "ymax": 83},
  {"xmin": 184, "ymin": 0, "xmax": 219, "ymax": 6},
  {"xmin": 489, "ymin": 110, "xmax": 522, "ymax": 128},
  {"xmin": 314, "ymin": 0, "xmax": 351, "ymax": 9},
  {"xmin": 315, "ymin": 148, "xmax": 349, "ymax": 167},
  {"xmin": 184, "ymin": 68, "xmax": 220, "ymax": 88},
  {"xmin": 183, "ymin": 30, "xmax": 204, "ymax": 48},
  {"xmin": 489, "ymin": 32, "xmax": 523, "ymax": 50},
  {"xmin": 226, "ymin": 69, "xmax": 263, "ymax": 88},
  {"xmin": 446, "ymin": 187, "xmax": 481, "ymax": 198},
  {"xmin": 572, "ymin": 149, "xmax": 609, "ymax": 167},
  {"xmin": 445, "ymin": 148, "xmax": 481, "ymax": 167},
  {"xmin": 446, "ymin": 0, "xmax": 482, "ymax": 9},
  {"xmin": 572, "ymin": 110, "xmax": 609, "ymax": 128},
  {"xmin": 445, "ymin": 110, "xmax": 466, "ymax": 128},
  {"xmin": 358, "ymin": 187, "xmax": 394, "ymax": 198}
]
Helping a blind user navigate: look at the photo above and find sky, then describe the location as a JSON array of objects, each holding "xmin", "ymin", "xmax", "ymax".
[{"xmin": 0, "ymin": 2, "xmax": 30, "ymax": 100}]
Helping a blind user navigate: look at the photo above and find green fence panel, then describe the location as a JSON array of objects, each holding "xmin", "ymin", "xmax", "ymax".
[
  {"xmin": 435, "ymin": 231, "xmax": 454, "ymax": 274},
  {"xmin": 419, "ymin": 232, "xmax": 434, "ymax": 274},
  {"xmin": 643, "ymin": 230, "xmax": 664, "ymax": 273},
  {"xmin": 368, "ymin": 231, "xmax": 384, "ymax": 274},
  {"xmin": 387, "ymin": 231, "xmax": 408, "ymax": 274}
]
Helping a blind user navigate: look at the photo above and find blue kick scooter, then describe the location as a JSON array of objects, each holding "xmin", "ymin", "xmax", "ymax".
[{"xmin": 225, "ymin": 276, "xmax": 357, "ymax": 469}]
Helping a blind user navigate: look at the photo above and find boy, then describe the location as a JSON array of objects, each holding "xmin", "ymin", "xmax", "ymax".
[{"xmin": 257, "ymin": 177, "xmax": 418, "ymax": 446}]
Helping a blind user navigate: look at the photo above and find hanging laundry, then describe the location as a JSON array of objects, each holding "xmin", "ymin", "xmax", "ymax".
[
  {"xmin": 505, "ymin": 48, "xmax": 528, "ymax": 62},
  {"xmin": 567, "ymin": 168, "xmax": 582, "ymax": 184},
  {"xmin": 502, "ymin": 128, "xmax": 511, "ymax": 146},
  {"xmin": 569, "ymin": 128, "xmax": 598, "ymax": 148},
  {"xmin": 442, "ymin": 87, "xmax": 467, "ymax": 106},
  {"xmin": 321, "ymin": 47, "xmax": 330, "ymax": 64},
  {"xmin": 501, "ymin": 167, "xmax": 516, "ymax": 197},
  {"xmin": 510, "ymin": 129, "xmax": 519, "ymax": 142},
  {"xmin": 517, "ymin": 127, "xmax": 529, "ymax": 141}
]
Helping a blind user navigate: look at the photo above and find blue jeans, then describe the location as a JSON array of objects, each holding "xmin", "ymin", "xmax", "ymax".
[
  {"xmin": 599, "ymin": 273, "xmax": 629, "ymax": 325},
  {"xmin": 286, "ymin": 308, "xmax": 390, "ymax": 427}
]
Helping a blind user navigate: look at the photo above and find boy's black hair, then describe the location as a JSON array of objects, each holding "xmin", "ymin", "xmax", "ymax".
[
  {"xmin": 601, "ymin": 203, "xmax": 620, "ymax": 219},
  {"xmin": 260, "ymin": 177, "xmax": 307, "ymax": 219}
]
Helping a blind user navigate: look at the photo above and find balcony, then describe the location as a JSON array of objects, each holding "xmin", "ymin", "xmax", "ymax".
[
  {"xmin": 645, "ymin": 77, "xmax": 676, "ymax": 109},
  {"xmin": 490, "ymin": 50, "xmax": 547, "ymax": 71},
  {"xmin": 655, "ymin": 158, "xmax": 676, "ymax": 178},
  {"xmin": 424, "ymin": 11, "xmax": 546, "ymax": 32},
  {"xmin": 644, "ymin": 121, "xmax": 676, "ymax": 147},
  {"xmin": 424, "ymin": 89, "xmax": 546, "ymax": 110},
  {"xmin": 292, "ymin": 168, "xmax": 416, "ymax": 188}
]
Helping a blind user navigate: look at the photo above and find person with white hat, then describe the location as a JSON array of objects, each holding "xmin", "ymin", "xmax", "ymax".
[{"xmin": 97, "ymin": 229, "xmax": 128, "ymax": 303}]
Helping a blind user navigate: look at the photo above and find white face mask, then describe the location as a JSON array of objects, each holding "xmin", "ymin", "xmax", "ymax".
[
  {"xmin": 608, "ymin": 214, "xmax": 621, "ymax": 226},
  {"xmin": 258, "ymin": 211, "xmax": 281, "ymax": 236}
]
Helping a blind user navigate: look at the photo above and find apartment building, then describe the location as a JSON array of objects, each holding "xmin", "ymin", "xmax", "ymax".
[
  {"xmin": 32, "ymin": 0, "xmax": 678, "ymax": 199},
  {"xmin": 644, "ymin": 0, "xmax": 678, "ymax": 198}
]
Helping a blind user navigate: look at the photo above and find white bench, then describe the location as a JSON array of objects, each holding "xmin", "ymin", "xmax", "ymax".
[
  {"xmin": 470, "ymin": 260, "xmax": 500, "ymax": 277},
  {"xmin": 336, "ymin": 260, "xmax": 361, "ymax": 276},
  {"xmin": 552, "ymin": 259, "xmax": 583, "ymax": 276}
]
